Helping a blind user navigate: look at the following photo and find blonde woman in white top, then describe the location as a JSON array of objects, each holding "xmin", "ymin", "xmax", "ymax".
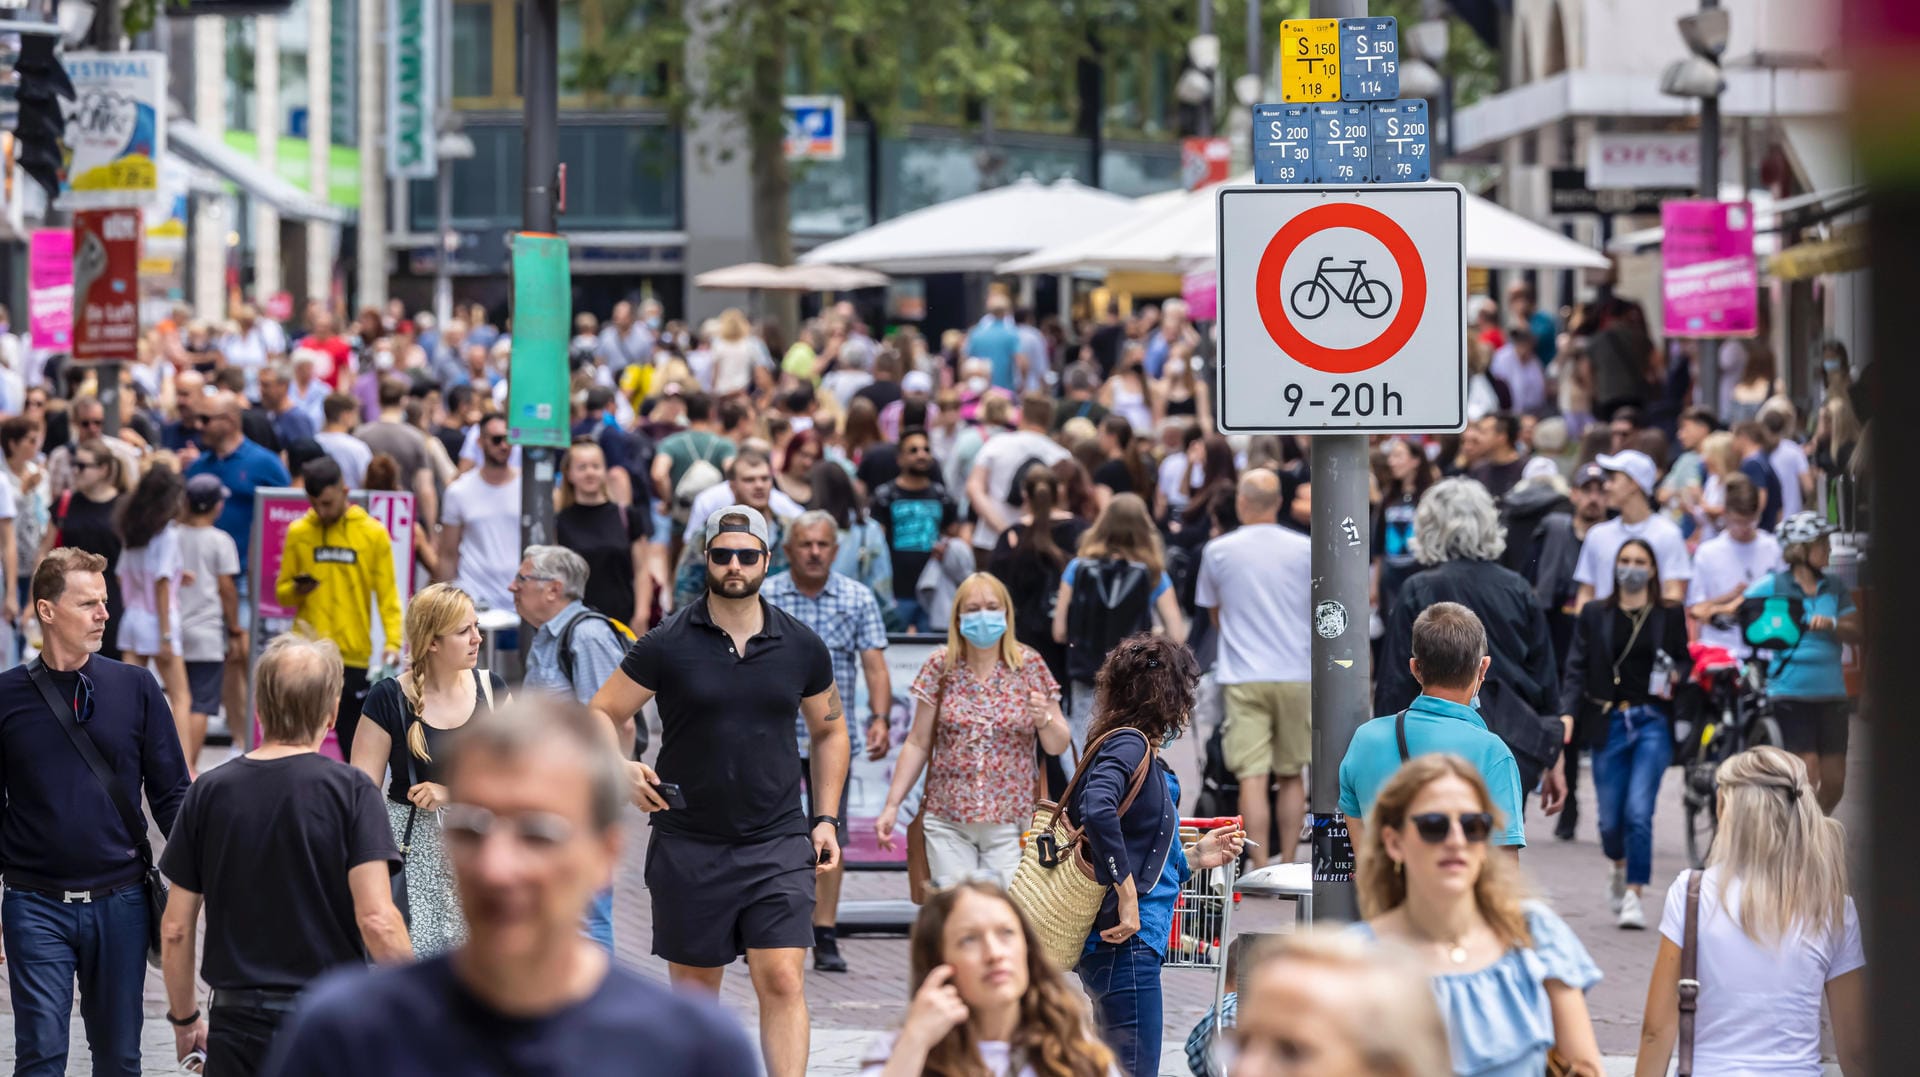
[{"xmin": 1634, "ymin": 747, "xmax": 1866, "ymax": 1077}]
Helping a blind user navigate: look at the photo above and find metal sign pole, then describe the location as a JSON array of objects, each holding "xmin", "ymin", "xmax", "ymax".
[{"xmin": 1306, "ymin": 0, "xmax": 1368, "ymax": 925}]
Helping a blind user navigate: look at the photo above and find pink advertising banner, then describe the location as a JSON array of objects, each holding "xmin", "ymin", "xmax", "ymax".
[
  {"xmin": 1661, "ymin": 200, "xmax": 1758, "ymax": 339},
  {"xmin": 28, "ymin": 229, "xmax": 73, "ymax": 350},
  {"xmin": 1182, "ymin": 268, "xmax": 1218, "ymax": 322}
]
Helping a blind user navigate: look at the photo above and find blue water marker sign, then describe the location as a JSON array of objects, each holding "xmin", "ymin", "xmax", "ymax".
[
  {"xmin": 1340, "ymin": 17, "xmax": 1399, "ymax": 101},
  {"xmin": 1252, "ymin": 104, "xmax": 1314, "ymax": 184},
  {"xmin": 1311, "ymin": 104, "xmax": 1372, "ymax": 184},
  {"xmin": 1370, "ymin": 100, "xmax": 1431, "ymax": 183}
]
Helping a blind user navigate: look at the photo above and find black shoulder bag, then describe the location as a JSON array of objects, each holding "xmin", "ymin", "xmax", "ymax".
[
  {"xmin": 25, "ymin": 658, "xmax": 168, "ymax": 968},
  {"xmin": 391, "ymin": 711, "xmax": 420, "ymax": 927}
]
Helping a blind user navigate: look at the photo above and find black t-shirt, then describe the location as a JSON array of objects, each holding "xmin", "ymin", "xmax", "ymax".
[
  {"xmin": 1092, "ymin": 457, "xmax": 1134, "ymax": 495},
  {"xmin": 870, "ymin": 481, "xmax": 960, "ymax": 599},
  {"xmin": 1089, "ymin": 324, "xmax": 1126, "ymax": 378},
  {"xmin": 855, "ymin": 443, "xmax": 900, "ymax": 492},
  {"xmin": 1468, "ymin": 457, "xmax": 1527, "ymax": 501},
  {"xmin": 619, "ymin": 597, "xmax": 833, "ymax": 842},
  {"xmin": 854, "ymin": 379, "xmax": 903, "ymax": 413},
  {"xmin": 257, "ymin": 955, "xmax": 760, "ymax": 1077},
  {"xmin": 556, "ymin": 501, "xmax": 651, "ymax": 626},
  {"xmin": 157, "ymin": 753, "xmax": 397, "ymax": 991},
  {"xmin": 433, "ymin": 423, "xmax": 466, "ymax": 462},
  {"xmin": 360, "ymin": 673, "xmax": 507, "ymax": 802},
  {"xmin": 57, "ymin": 492, "xmax": 125, "ymax": 653}
]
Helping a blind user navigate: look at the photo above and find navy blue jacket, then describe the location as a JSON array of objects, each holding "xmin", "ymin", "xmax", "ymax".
[
  {"xmin": 1069, "ymin": 728, "xmax": 1178, "ymax": 935},
  {"xmin": 0, "ymin": 655, "xmax": 191, "ymax": 890}
]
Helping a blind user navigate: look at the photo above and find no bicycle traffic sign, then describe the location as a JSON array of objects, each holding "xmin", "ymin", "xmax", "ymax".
[{"xmin": 1215, "ymin": 185, "xmax": 1465, "ymax": 434}]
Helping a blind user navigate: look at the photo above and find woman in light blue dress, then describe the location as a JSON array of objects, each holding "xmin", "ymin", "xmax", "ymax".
[{"xmin": 1352, "ymin": 754, "xmax": 1605, "ymax": 1076}]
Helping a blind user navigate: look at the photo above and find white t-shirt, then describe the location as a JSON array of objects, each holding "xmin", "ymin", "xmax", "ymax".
[
  {"xmin": 1573, "ymin": 513, "xmax": 1693, "ymax": 601},
  {"xmin": 1660, "ymin": 868, "xmax": 1864, "ymax": 1077},
  {"xmin": 441, "ymin": 469, "xmax": 522, "ymax": 613},
  {"xmin": 0, "ymin": 474, "xmax": 16, "ymax": 522},
  {"xmin": 176, "ymin": 523, "xmax": 240, "ymax": 662},
  {"xmin": 681, "ymin": 484, "xmax": 805, "ymax": 543},
  {"xmin": 1157, "ymin": 453, "xmax": 1195, "ymax": 513},
  {"xmin": 118, "ymin": 523, "xmax": 182, "ymax": 646},
  {"xmin": 1769, "ymin": 439, "xmax": 1810, "ymax": 519},
  {"xmin": 967, "ymin": 429, "xmax": 1071, "ymax": 549},
  {"xmin": 859, "ymin": 1033, "xmax": 1120, "ymax": 1077},
  {"xmin": 1194, "ymin": 523, "xmax": 1312, "ymax": 684},
  {"xmin": 1686, "ymin": 532, "xmax": 1784, "ymax": 655},
  {"xmin": 315, "ymin": 431, "xmax": 373, "ymax": 489}
]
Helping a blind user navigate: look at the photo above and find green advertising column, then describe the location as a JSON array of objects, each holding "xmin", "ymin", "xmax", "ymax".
[{"xmin": 509, "ymin": 232, "xmax": 571, "ymax": 549}]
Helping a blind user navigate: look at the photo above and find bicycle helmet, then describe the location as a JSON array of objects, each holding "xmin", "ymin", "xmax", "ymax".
[{"xmin": 1775, "ymin": 511, "xmax": 1836, "ymax": 548}]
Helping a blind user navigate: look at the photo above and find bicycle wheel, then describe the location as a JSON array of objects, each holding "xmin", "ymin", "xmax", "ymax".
[
  {"xmin": 1289, "ymin": 279, "xmax": 1331, "ymax": 320},
  {"xmin": 1352, "ymin": 278, "xmax": 1394, "ymax": 319},
  {"xmin": 1682, "ymin": 762, "xmax": 1718, "ymax": 870}
]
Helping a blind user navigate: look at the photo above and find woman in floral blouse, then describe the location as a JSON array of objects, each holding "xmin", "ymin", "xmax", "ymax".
[{"xmin": 875, "ymin": 572, "xmax": 1071, "ymax": 887}]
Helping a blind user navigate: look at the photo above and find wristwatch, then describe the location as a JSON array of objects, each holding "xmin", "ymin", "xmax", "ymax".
[{"xmin": 811, "ymin": 814, "xmax": 842, "ymax": 830}]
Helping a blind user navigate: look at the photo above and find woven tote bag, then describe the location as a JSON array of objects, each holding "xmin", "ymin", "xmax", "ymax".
[{"xmin": 1009, "ymin": 728, "xmax": 1157, "ymax": 969}]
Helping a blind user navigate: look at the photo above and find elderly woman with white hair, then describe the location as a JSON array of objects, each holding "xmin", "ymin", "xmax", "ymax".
[{"xmin": 1376, "ymin": 478, "xmax": 1564, "ymax": 806}]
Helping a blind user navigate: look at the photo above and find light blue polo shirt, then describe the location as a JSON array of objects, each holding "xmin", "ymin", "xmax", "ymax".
[{"xmin": 1337, "ymin": 694, "xmax": 1527, "ymax": 847}]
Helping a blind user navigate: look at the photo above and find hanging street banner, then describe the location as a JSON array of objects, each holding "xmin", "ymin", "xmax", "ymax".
[
  {"xmin": 386, "ymin": 0, "xmax": 438, "ymax": 179},
  {"xmin": 62, "ymin": 52, "xmax": 166, "ymax": 206},
  {"xmin": 70, "ymin": 207, "xmax": 142, "ymax": 365},
  {"xmin": 1661, "ymin": 200, "xmax": 1759, "ymax": 339},
  {"xmin": 28, "ymin": 229, "xmax": 72, "ymax": 350},
  {"xmin": 508, "ymin": 233, "xmax": 573, "ymax": 449}
]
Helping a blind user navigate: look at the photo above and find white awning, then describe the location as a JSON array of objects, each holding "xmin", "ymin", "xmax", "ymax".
[
  {"xmin": 798, "ymin": 177, "xmax": 1134, "ymax": 274},
  {"xmin": 168, "ymin": 118, "xmax": 353, "ymax": 225}
]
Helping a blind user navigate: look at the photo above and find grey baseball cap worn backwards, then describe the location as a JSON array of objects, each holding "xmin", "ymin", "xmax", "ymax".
[{"xmin": 704, "ymin": 505, "xmax": 770, "ymax": 550}]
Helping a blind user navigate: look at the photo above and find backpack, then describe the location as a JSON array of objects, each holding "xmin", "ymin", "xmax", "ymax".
[
  {"xmin": 556, "ymin": 608, "xmax": 644, "ymax": 752},
  {"xmin": 670, "ymin": 435, "xmax": 727, "ymax": 525},
  {"xmin": 1064, "ymin": 557, "xmax": 1155, "ymax": 684},
  {"xmin": 1004, "ymin": 456, "xmax": 1050, "ymax": 509}
]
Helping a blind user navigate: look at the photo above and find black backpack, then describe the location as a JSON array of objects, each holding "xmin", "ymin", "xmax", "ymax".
[{"xmin": 1064, "ymin": 557, "xmax": 1155, "ymax": 684}]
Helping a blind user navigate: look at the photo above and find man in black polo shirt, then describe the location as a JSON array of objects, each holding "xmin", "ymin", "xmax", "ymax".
[
  {"xmin": 590, "ymin": 504, "xmax": 845, "ymax": 1077},
  {"xmin": 0, "ymin": 548, "xmax": 191, "ymax": 1075},
  {"xmin": 159, "ymin": 634, "xmax": 411, "ymax": 1075}
]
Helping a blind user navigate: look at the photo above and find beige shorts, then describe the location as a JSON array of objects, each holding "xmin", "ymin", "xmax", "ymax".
[{"xmin": 1223, "ymin": 681, "xmax": 1312, "ymax": 779}]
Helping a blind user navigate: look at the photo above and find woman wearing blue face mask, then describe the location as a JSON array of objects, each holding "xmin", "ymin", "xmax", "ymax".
[{"xmin": 875, "ymin": 572, "xmax": 1072, "ymax": 888}]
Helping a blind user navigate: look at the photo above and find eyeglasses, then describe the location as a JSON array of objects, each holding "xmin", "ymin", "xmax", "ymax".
[
  {"xmin": 74, "ymin": 458, "xmax": 100, "ymax": 470},
  {"xmin": 181, "ymin": 414, "xmax": 208, "ymax": 427},
  {"xmin": 442, "ymin": 804, "xmax": 575, "ymax": 854},
  {"xmin": 486, "ymin": 434, "xmax": 509, "ymax": 446},
  {"xmin": 707, "ymin": 547, "xmax": 765, "ymax": 567},
  {"xmin": 513, "ymin": 573, "xmax": 557, "ymax": 586},
  {"xmin": 74, "ymin": 417, "xmax": 103, "ymax": 429},
  {"xmin": 1407, "ymin": 812, "xmax": 1494, "ymax": 844}
]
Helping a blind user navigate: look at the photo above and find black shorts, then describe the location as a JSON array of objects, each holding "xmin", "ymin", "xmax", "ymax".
[
  {"xmin": 1773, "ymin": 698, "xmax": 1851, "ymax": 757},
  {"xmin": 645, "ymin": 831, "xmax": 816, "ymax": 967},
  {"xmin": 799, "ymin": 757, "xmax": 850, "ymax": 843},
  {"xmin": 185, "ymin": 661, "xmax": 225, "ymax": 715}
]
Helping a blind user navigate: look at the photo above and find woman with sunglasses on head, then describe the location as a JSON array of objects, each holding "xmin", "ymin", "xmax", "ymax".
[
  {"xmin": 1559, "ymin": 537, "xmax": 1692, "ymax": 930},
  {"xmin": 1632, "ymin": 747, "xmax": 1865, "ymax": 1077},
  {"xmin": 864, "ymin": 881, "xmax": 1119, "ymax": 1077},
  {"xmin": 41, "ymin": 437, "xmax": 132, "ymax": 655},
  {"xmin": 350, "ymin": 583, "xmax": 508, "ymax": 956},
  {"xmin": 1065, "ymin": 635, "xmax": 1244, "ymax": 1076},
  {"xmin": 874, "ymin": 572, "xmax": 1071, "ymax": 889},
  {"xmin": 1354, "ymin": 754, "xmax": 1603, "ymax": 1077}
]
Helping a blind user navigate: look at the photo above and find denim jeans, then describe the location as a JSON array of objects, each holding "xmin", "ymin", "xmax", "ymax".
[
  {"xmin": 3, "ymin": 886, "xmax": 150, "ymax": 1077},
  {"xmin": 1592, "ymin": 703, "xmax": 1672, "ymax": 886},
  {"xmin": 1076, "ymin": 935, "xmax": 1164, "ymax": 1077},
  {"xmin": 583, "ymin": 888, "xmax": 615, "ymax": 956},
  {"xmin": 893, "ymin": 596, "xmax": 932, "ymax": 633}
]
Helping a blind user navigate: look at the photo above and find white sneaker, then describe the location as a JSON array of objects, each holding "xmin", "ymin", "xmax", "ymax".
[
  {"xmin": 1608, "ymin": 863, "xmax": 1627, "ymax": 915},
  {"xmin": 1618, "ymin": 889, "xmax": 1646, "ymax": 930}
]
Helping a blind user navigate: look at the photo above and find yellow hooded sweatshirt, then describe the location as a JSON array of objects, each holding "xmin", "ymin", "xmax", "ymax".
[{"xmin": 274, "ymin": 504, "xmax": 403, "ymax": 668}]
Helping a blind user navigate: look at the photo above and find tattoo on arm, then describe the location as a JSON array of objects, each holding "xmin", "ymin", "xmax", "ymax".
[{"xmin": 823, "ymin": 685, "xmax": 844, "ymax": 724}]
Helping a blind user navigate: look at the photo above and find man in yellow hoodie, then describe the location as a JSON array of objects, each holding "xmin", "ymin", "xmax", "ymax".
[{"xmin": 275, "ymin": 456, "xmax": 403, "ymax": 759}]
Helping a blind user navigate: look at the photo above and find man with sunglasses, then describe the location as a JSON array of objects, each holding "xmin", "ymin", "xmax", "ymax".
[
  {"xmin": 437, "ymin": 413, "xmax": 520, "ymax": 618},
  {"xmin": 46, "ymin": 396, "xmax": 138, "ymax": 502},
  {"xmin": 1338, "ymin": 601, "xmax": 1528, "ymax": 854},
  {"xmin": 589, "ymin": 506, "xmax": 845, "ymax": 1077},
  {"xmin": 0, "ymin": 548, "xmax": 191, "ymax": 1074}
]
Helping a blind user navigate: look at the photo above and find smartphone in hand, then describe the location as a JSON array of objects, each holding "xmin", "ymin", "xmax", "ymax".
[{"xmin": 654, "ymin": 782, "xmax": 688, "ymax": 811}]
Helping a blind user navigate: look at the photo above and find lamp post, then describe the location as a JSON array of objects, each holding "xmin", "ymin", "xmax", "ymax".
[
  {"xmin": 1662, "ymin": 3, "xmax": 1730, "ymax": 406},
  {"xmin": 432, "ymin": 126, "xmax": 475, "ymax": 327}
]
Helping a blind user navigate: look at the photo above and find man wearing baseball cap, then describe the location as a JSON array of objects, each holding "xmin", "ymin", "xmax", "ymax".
[
  {"xmin": 589, "ymin": 505, "xmax": 844, "ymax": 1077},
  {"xmin": 1573, "ymin": 450, "xmax": 1692, "ymax": 608},
  {"xmin": 1528, "ymin": 461, "xmax": 1612, "ymax": 840}
]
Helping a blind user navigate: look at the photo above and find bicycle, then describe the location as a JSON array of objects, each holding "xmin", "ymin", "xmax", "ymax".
[
  {"xmin": 1679, "ymin": 659, "xmax": 1783, "ymax": 869},
  {"xmin": 1288, "ymin": 257, "xmax": 1394, "ymax": 320}
]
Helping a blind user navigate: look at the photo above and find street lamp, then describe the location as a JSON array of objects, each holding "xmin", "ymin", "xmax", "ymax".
[
  {"xmin": 1661, "ymin": 1, "xmax": 1730, "ymax": 405},
  {"xmin": 432, "ymin": 126, "xmax": 475, "ymax": 327}
]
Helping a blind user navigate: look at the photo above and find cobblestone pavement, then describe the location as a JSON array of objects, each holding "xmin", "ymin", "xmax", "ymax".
[{"xmin": 0, "ymin": 715, "xmax": 1868, "ymax": 1075}]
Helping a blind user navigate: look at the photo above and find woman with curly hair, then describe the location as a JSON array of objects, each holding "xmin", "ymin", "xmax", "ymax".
[
  {"xmin": 1067, "ymin": 635, "xmax": 1245, "ymax": 1075},
  {"xmin": 1354, "ymin": 754, "xmax": 1604, "ymax": 1076},
  {"xmin": 864, "ymin": 880, "xmax": 1119, "ymax": 1077},
  {"xmin": 114, "ymin": 460, "xmax": 192, "ymax": 727}
]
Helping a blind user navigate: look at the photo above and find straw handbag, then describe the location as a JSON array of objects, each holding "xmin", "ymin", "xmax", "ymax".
[{"xmin": 1009, "ymin": 728, "xmax": 1157, "ymax": 970}]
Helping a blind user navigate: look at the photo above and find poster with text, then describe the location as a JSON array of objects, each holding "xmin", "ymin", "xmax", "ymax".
[
  {"xmin": 70, "ymin": 208, "xmax": 141, "ymax": 364},
  {"xmin": 63, "ymin": 51, "xmax": 166, "ymax": 203},
  {"xmin": 28, "ymin": 230, "xmax": 72, "ymax": 350},
  {"xmin": 1661, "ymin": 200, "xmax": 1758, "ymax": 339}
]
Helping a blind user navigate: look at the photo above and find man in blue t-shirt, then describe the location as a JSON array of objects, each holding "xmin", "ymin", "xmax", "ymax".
[
  {"xmin": 184, "ymin": 389, "xmax": 291, "ymax": 567},
  {"xmin": 259, "ymin": 700, "xmax": 759, "ymax": 1077},
  {"xmin": 1339, "ymin": 602, "xmax": 1529, "ymax": 851},
  {"xmin": 1732, "ymin": 421, "xmax": 1785, "ymax": 531},
  {"xmin": 964, "ymin": 294, "xmax": 1023, "ymax": 391}
]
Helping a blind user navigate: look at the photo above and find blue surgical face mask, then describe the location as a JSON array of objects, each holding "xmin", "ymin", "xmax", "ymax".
[
  {"xmin": 959, "ymin": 610, "xmax": 1008, "ymax": 648},
  {"xmin": 1161, "ymin": 728, "xmax": 1180, "ymax": 749},
  {"xmin": 1823, "ymin": 359, "xmax": 1844, "ymax": 374}
]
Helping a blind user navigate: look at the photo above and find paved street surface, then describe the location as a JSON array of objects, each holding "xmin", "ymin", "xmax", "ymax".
[{"xmin": 0, "ymin": 713, "xmax": 1867, "ymax": 1075}]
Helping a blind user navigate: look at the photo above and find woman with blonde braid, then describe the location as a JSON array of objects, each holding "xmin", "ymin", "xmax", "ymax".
[{"xmin": 350, "ymin": 583, "xmax": 507, "ymax": 955}]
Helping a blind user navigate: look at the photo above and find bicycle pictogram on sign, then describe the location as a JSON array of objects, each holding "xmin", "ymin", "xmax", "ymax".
[{"xmin": 1289, "ymin": 257, "xmax": 1394, "ymax": 320}]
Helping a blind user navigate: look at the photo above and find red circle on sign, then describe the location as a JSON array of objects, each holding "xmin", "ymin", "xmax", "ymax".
[{"xmin": 1254, "ymin": 202, "xmax": 1427, "ymax": 375}]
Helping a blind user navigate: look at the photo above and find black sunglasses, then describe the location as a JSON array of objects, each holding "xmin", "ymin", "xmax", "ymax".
[
  {"xmin": 486, "ymin": 434, "xmax": 509, "ymax": 446},
  {"xmin": 707, "ymin": 548, "xmax": 765, "ymax": 567},
  {"xmin": 1408, "ymin": 812, "xmax": 1494, "ymax": 844}
]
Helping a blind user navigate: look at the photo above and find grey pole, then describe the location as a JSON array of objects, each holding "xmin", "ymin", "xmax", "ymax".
[
  {"xmin": 1694, "ymin": 0, "xmax": 1722, "ymax": 411},
  {"xmin": 1196, "ymin": 0, "xmax": 1214, "ymax": 138},
  {"xmin": 1307, "ymin": 0, "xmax": 1368, "ymax": 925},
  {"xmin": 519, "ymin": 0, "xmax": 559, "ymax": 550},
  {"xmin": 1245, "ymin": 0, "xmax": 1262, "ymax": 96}
]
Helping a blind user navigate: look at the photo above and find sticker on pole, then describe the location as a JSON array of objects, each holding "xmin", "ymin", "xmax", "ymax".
[{"xmin": 1215, "ymin": 185, "xmax": 1465, "ymax": 434}]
